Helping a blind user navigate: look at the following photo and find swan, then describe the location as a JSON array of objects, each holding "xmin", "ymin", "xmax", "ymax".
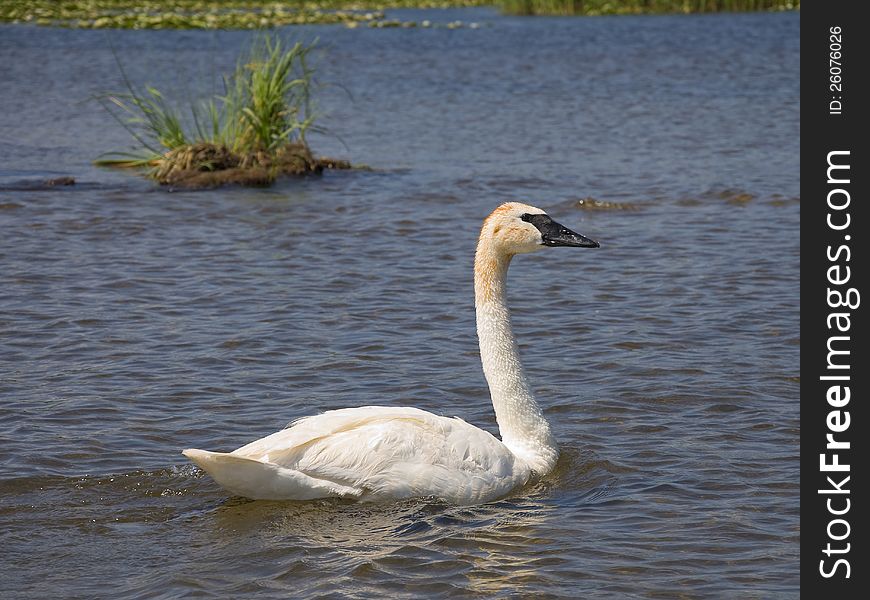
[{"xmin": 183, "ymin": 202, "xmax": 599, "ymax": 504}]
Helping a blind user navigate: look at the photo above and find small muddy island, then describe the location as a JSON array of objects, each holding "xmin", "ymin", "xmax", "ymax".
[
  {"xmin": 97, "ymin": 36, "xmax": 352, "ymax": 189},
  {"xmin": 148, "ymin": 142, "xmax": 351, "ymax": 188}
]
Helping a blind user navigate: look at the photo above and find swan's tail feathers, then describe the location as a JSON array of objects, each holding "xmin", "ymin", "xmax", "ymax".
[{"xmin": 182, "ymin": 448, "xmax": 362, "ymax": 501}]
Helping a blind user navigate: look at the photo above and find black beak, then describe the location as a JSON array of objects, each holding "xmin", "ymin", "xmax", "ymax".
[{"xmin": 522, "ymin": 213, "xmax": 600, "ymax": 248}]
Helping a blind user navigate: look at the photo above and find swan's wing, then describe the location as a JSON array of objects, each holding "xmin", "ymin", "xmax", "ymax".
[
  {"xmin": 231, "ymin": 406, "xmax": 436, "ymax": 460},
  {"xmin": 232, "ymin": 406, "xmax": 527, "ymax": 504},
  {"xmin": 182, "ymin": 449, "xmax": 363, "ymax": 500}
]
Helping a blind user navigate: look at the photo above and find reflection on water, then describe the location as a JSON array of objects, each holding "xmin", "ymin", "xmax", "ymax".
[
  {"xmin": 0, "ymin": 8, "xmax": 798, "ymax": 598},
  {"xmin": 187, "ymin": 447, "xmax": 603, "ymax": 596}
]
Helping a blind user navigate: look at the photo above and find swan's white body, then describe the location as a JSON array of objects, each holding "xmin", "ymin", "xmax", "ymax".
[{"xmin": 183, "ymin": 202, "xmax": 598, "ymax": 504}]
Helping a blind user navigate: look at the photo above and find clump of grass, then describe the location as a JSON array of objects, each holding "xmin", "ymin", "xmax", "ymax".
[
  {"xmin": 499, "ymin": 0, "xmax": 799, "ymax": 16},
  {"xmin": 97, "ymin": 35, "xmax": 348, "ymax": 188}
]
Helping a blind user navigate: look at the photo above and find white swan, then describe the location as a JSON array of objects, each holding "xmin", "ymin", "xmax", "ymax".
[{"xmin": 183, "ymin": 202, "xmax": 599, "ymax": 504}]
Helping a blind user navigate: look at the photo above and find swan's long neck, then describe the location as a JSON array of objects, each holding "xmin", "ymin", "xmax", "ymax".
[{"xmin": 474, "ymin": 241, "xmax": 559, "ymax": 475}]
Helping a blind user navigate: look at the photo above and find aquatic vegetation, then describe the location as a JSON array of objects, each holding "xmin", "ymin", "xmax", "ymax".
[
  {"xmin": 97, "ymin": 36, "xmax": 350, "ymax": 188},
  {"xmin": 574, "ymin": 197, "xmax": 642, "ymax": 211},
  {"xmin": 0, "ymin": 0, "xmax": 800, "ymax": 28},
  {"xmin": 0, "ymin": 0, "xmax": 488, "ymax": 29},
  {"xmin": 499, "ymin": 0, "xmax": 799, "ymax": 16}
]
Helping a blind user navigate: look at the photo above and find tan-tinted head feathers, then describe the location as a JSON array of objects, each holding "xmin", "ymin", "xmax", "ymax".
[
  {"xmin": 475, "ymin": 202, "xmax": 599, "ymax": 303},
  {"xmin": 479, "ymin": 202, "xmax": 548, "ymax": 256}
]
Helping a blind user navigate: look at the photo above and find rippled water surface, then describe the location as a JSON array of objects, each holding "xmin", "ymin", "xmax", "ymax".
[{"xmin": 1, "ymin": 9, "xmax": 799, "ymax": 598}]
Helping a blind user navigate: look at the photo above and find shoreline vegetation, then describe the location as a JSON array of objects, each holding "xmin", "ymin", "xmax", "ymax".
[
  {"xmin": 501, "ymin": 0, "xmax": 798, "ymax": 16},
  {"xmin": 1, "ymin": 0, "xmax": 799, "ymax": 29},
  {"xmin": 97, "ymin": 36, "xmax": 352, "ymax": 188}
]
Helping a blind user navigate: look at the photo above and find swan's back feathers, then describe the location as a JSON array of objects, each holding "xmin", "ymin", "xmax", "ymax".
[
  {"xmin": 233, "ymin": 406, "xmax": 433, "ymax": 460},
  {"xmin": 187, "ymin": 406, "xmax": 530, "ymax": 504}
]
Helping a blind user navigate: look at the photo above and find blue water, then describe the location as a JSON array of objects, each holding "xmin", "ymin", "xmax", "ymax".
[{"xmin": 0, "ymin": 9, "xmax": 799, "ymax": 598}]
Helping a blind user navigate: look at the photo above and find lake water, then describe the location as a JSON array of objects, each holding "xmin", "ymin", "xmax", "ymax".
[{"xmin": 0, "ymin": 8, "xmax": 799, "ymax": 598}]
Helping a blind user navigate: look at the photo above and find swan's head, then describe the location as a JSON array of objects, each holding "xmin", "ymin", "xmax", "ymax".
[{"xmin": 481, "ymin": 202, "xmax": 599, "ymax": 255}]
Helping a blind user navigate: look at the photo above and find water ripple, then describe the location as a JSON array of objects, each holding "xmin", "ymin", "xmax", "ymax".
[{"xmin": 0, "ymin": 10, "xmax": 799, "ymax": 599}]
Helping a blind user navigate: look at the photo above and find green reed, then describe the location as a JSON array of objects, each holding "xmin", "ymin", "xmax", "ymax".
[
  {"xmin": 226, "ymin": 36, "xmax": 316, "ymax": 153},
  {"xmin": 96, "ymin": 35, "xmax": 318, "ymax": 172},
  {"xmin": 499, "ymin": 0, "xmax": 799, "ymax": 16}
]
